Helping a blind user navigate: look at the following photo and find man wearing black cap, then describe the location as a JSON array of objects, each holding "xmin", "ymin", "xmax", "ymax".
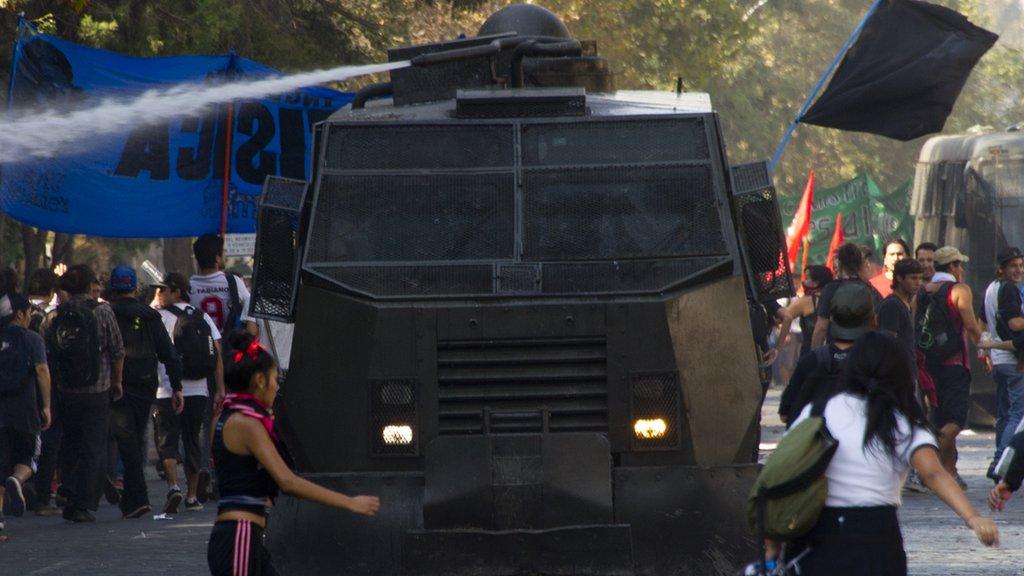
[
  {"xmin": 779, "ymin": 282, "xmax": 876, "ymax": 425},
  {"xmin": 152, "ymin": 273, "xmax": 223, "ymax": 513},
  {"xmin": 982, "ymin": 247, "xmax": 1024, "ymax": 477},
  {"xmin": 108, "ymin": 265, "xmax": 184, "ymax": 518}
]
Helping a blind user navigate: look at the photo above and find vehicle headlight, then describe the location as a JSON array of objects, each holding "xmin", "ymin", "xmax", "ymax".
[
  {"xmin": 382, "ymin": 424, "xmax": 414, "ymax": 446},
  {"xmin": 631, "ymin": 373, "xmax": 681, "ymax": 450},
  {"xmin": 371, "ymin": 379, "xmax": 418, "ymax": 456},
  {"xmin": 633, "ymin": 418, "xmax": 668, "ymax": 440}
]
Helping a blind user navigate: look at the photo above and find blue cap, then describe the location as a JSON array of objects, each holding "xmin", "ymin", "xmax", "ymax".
[{"xmin": 110, "ymin": 265, "xmax": 137, "ymax": 291}]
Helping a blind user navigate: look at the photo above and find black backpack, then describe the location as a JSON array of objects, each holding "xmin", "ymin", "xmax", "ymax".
[
  {"xmin": 112, "ymin": 299, "xmax": 159, "ymax": 385},
  {"xmin": 916, "ymin": 282, "xmax": 962, "ymax": 362},
  {"xmin": 165, "ymin": 305, "xmax": 217, "ymax": 380},
  {"xmin": 46, "ymin": 299, "xmax": 101, "ymax": 390},
  {"xmin": 224, "ymin": 273, "xmax": 244, "ymax": 333},
  {"xmin": 0, "ymin": 325, "xmax": 33, "ymax": 396}
]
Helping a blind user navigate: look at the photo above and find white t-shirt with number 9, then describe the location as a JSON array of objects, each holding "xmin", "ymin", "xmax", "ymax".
[{"xmin": 189, "ymin": 271, "xmax": 252, "ymax": 333}]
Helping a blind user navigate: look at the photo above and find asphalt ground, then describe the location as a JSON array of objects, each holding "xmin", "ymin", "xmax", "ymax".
[
  {"xmin": 3, "ymin": 391, "xmax": 1024, "ymax": 575},
  {"xmin": 0, "ymin": 473, "xmax": 217, "ymax": 575}
]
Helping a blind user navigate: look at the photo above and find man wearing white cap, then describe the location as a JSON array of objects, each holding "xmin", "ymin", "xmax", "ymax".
[{"xmin": 918, "ymin": 246, "xmax": 983, "ymax": 488}]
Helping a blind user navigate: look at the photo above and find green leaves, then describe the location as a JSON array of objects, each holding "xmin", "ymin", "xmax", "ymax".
[{"xmin": 2, "ymin": 0, "xmax": 1021, "ymax": 205}]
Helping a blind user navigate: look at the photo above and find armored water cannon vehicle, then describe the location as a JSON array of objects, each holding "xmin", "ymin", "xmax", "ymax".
[{"xmin": 249, "ymin": 5, "xmax": 792, "ymax": 575}]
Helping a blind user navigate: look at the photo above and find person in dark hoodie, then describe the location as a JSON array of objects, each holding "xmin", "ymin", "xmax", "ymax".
[
  {"xmin": 107, "ymin": 265, "xmax": 184, "ymax": 518},
  {"xmin": 779, "ymin": 282, "xmax": 877, "ymax": 426}
]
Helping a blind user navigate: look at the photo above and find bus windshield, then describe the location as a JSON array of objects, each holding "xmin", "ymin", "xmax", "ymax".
[{"xmin": 977, "ymin": 161, "xmax": 1024, "ymax": 249}]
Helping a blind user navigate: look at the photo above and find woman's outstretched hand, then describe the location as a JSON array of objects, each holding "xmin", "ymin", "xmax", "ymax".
[
  {"xmin": 989, "ymin": 482, "xmax": 1013, "ymax": 512},
  {"xmin": 967, "ymin": 516, "xmax": 999, "ymax": 547},
  {"xmin": 349, "ymin": 495, "xmax": 381, "ymax": 516}
]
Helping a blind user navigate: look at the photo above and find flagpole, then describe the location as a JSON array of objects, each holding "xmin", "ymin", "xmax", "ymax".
[
  {"xmin": 220, "ymin": 101, "xmax": 233, "ymax": 238},
  {"xmin": 769, "ymin": 0, "xmax": 885, "ymax": 171},
  {"xmin": 6, "ymin": 16, "xmax": 29, "ymax": 116},
  {"xmin": 219, "ymin": 52, "xmax": 239, "ymax": 238},
  {"xmin": 800, "ymin": 236, "xmax": 810, "ymax": 283}
]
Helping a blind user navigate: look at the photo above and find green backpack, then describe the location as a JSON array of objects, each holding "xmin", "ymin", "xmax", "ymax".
[{"xmin": 748, "ymin": 394, "xmax": 838, "ymax": 541}]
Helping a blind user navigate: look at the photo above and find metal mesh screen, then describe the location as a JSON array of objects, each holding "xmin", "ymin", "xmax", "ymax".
[
  {"xmin": 732, "ymin": 185, "xmax": 793, "ymax": 300},
  {"xmin": 302, "ymin": 114, "xmax": 734, "ymax": 299},
  {"xmin": 542, "ymin": 257, "xmax": 729, "ymax": 294},
  {"xmin": 631, "ymin": 372, "xmax": 681, "ymax": 450},
  {"xmin": 262, "ymin": 176, "xmax": 307, "ymax": 209},
  {"xmin": 312, "ymin": 265, "xmax": 495, "ymax": 297},
  {"xmin": 521, "ymin": 118, "xmax": 709, "ymax": 166},
  {"xmin": 325, "ymin": 124, "xmax": 514, "ymax": 170},
  {"xmin": 251, "ymin": 177, "xmax": 308, "ymax": 322},
  {"xmin": 497, "ymin": 264, "xmax": 540, "ymax": 293},
  {"xmin": 370, "ymin": 379, "xmax": 418, "ymax": 457},
  {"xmin": 730, "ymin": 161, "xmax": 772, "ymax": 195},
  {"xmin": 522, "ymin": 165, "xmax": 725, "ymax": 260},
  {"xmin": 308, "ymin": 173, "xmax": 515, "ymax": 263}
]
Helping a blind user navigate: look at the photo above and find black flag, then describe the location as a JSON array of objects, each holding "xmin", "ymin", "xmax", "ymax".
[{"xmin": 800, "ymin": 0, "xmax": 997, "ymax": 141}]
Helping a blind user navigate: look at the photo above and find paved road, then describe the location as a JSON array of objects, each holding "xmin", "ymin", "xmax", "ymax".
[
  {"xmin": 5, "ymin": 391, "xmax": 1024, "ymax": 575},
  {"xmin": 1, "ymin": 475, "xmax": 216, "ymax": 575}
]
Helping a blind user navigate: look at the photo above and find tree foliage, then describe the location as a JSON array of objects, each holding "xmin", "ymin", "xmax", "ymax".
[{"xmin": 0, "ymin": 0, "xmax": 1022, "ymax": 269}]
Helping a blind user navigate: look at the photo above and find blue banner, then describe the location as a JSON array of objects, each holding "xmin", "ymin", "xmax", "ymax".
[{"xmin": 0, "ymin": 27, "xmax": 352, "ymax": 237}]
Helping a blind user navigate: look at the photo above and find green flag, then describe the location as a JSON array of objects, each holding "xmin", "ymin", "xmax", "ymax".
[{"xmin": 778, "ymin": 173, "xmax": 914, "ymax": 268}]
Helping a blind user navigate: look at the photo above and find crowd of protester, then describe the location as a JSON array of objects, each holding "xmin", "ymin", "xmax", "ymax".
[
  {"xmin": 0, "ymin": 235, "xmax": 255, "ymax": 529},
  {"xmin": 11, "ymin": 231, "xmax": 1024, "ymax": 575},
  {"xmin": 0, "ymin": 234, "xmax": 378, "ymax": 574},
  {"xmin": 754, "ymin": 237, "xmax": 1024, "ymax": 574}
]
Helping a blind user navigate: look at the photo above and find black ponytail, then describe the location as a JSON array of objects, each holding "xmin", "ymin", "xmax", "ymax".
[
  {"xmin": 224, "ymin": 332, "xmax": 277, "ymax": 393},
  {"xmin": 841, "ymin": 331, "xmax": 931, "ymax": 459}
]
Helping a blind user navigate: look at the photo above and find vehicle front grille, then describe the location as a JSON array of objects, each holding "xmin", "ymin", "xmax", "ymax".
[{"xmin": 437, "ymin": 337, "xmax": 608, "ymax": 435}]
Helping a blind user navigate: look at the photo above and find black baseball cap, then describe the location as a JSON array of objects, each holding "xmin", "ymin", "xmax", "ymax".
[
  {"xmin": 998, "ymin": 246, "xmax": 1024, "ymax": 266},
  {"xmin": 829, "ymin": 282, "xmax": 875, "ymax": 341},
  {"xmin": 151, "ymin": 272, "xmax": 190, "ymax": 295}
]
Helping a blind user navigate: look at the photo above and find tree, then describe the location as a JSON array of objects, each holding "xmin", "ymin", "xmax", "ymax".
[{"xmin": 1, "ymin": 0, "xmax": 1022, "ymax": 273}]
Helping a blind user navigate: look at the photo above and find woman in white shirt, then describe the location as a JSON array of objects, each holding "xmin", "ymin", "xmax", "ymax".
[{"xmin": 786, "ymin": 331, "xmax": 998, "ymax": 575}]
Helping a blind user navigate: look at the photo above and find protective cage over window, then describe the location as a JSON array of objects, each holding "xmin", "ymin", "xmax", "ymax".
[{"xmin": 304, "ymin": 116, "xmax": 735, "ymax": 299}]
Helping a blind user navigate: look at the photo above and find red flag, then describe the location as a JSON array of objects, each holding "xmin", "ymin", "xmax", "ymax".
[
  {"xmin": 786, "ymin": 171, "xmax": 816, "ymax": 268},
  {"xmin": 826, "ymin": 212, "xmax": 844, "ymax": 272}
]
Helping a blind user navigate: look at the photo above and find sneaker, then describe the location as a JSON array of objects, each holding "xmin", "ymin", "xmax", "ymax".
[
  {"xmin": 196, "ymin": 470, "xmax": 211, "ymax": 504},
  {"xmin": 164, "ymin": 487, "xmax": 183, "ymax": 514},
  {"xmin": 987, "ymin": 460, "xmax": 1001, "ymax": 483},
  {"xmin": 63, "ymin": 507, "xmax": 95, "ymax": 523},
  {"xmin": 5, "ymin": 477, "xmax": 25, "ymax": 517},
  {"xmin": 102, "ymin": 476, "xmax": 121, "ymax": 505},
  {"xmin": 955, "ymin": 473, "xmax": 968, "ymax": 491},
  {"xmin": 185, "ymin": 498, "xmax": 204, "ymax": 511},
  {"xmin": 904, "ymin": 470, "xmax": 930, "ymax": 494},
  {"xmin": 35, "ymin": 504, "xmax": 61, "ymax": 517},
  {"xmin": 122, "ymin": 504, "xmax": 152, "ymax": 519}
]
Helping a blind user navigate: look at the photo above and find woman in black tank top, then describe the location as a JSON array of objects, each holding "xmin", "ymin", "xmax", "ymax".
[
  {"xmin": 207, "ymin": 334, "xmax": 380, "ymax": 576},
  {"xmin": 784, "ymin": 266, "xmax": 833, "ymax": 357}
]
